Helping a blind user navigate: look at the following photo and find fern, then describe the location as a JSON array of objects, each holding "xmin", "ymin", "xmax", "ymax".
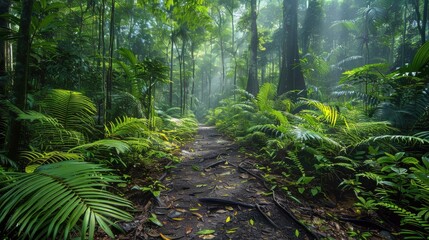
[
  {"xmin": 69, "ymin": 139, "xmax": 131, "ymax": 154},
  {"xmin": 364, "ymin": 135, "xmax": 429, "ymax": 145},
  {"xmin": 0, "ymin": 161, "xmax": 133, "ymax": 240},
  {"xmin": 290, "ymin": 126, "xmax": 342, "ymax": 149},
  {"xmin": 256, "ymin": 83, "xmax": 276, "ymax": 112},
  {"xmin": 287, "ymin": 151, "xmax": 306, "ymax": 176},
  {"xmin": 0, "ymin": 153, "xmax": 18, "ymax": 169},
  {"xmin": 378, "ymin": 202, "xmax": 429, "ymax": 239},
  {"xmin": 331, "ymin": 90, "xmax": 380, "ymax": 106},
  {"xmin": 21, "ymin": 151, "xmax": 83, "ymax": 173},
  {"xmin": 105, "ymin": 116, "xmax": 148, "ymax": 138},
  {"xmin": 40, "ymin": 89, "xmax": 96, "ymax": 135},
  {"xmin": 301, "ymin": 98, "xmax": 339, "ymax": 126}
]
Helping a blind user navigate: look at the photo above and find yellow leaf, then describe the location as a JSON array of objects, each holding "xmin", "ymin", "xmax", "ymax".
[
  {"xmin": 172, "ymin": 217, "xmax": 184, "ymax": 221},
  {"xmin": 249, "ymin": 219, "xmax": 254, "ymax": 226},
  {"xmin": 225, "ymin": 216, "xmax": 231, "ymax": 223},
  {"xmin": 225, "ymin": 206, "xmax": 233, "ymax": 211},
  {"xmin": 160, "ymin": 233, "xmax": 171, "ymax": 240}
]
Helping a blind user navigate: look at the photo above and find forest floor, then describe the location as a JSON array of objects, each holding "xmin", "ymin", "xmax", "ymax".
[{"xmin": 115, "ymin": 125, "xmax": 397, "ymax": 240}]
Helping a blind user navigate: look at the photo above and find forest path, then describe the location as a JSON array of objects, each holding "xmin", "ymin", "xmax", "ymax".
[{"xmin": 140, "ymin": 125, "xmax": 314, "ymax": 240}]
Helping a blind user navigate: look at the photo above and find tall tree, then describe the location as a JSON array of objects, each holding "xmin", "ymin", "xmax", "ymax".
[
  {"xmin": 6, "ymin": 0, "xmax": 34, "ymax": 160},
  {"xmin": 277, "ymin": 0, "xmax": 306, "ymax": 96},
  {"xmin": 413, "ymin": 0, "xmax": 429, "ymax": 45},
  {"xmin": 0, "ymin": 0, "xmax": 10, "ymax": 96},
  {"xmin": 246, "ymin": 0, "xmax": 259, "ymax": 95}
]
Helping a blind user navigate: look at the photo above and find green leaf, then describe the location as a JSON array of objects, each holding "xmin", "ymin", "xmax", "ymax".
[
  {"xmin": 249, "ymin": 219, "xmax": 254, "ymax": 226},
  {"xmin": 196, "ymin": 229, "xmax": 215, "ymax": 235},
  {"xmin": 149, "ymin": 213, "xmax": 163, "ymax": 227}
]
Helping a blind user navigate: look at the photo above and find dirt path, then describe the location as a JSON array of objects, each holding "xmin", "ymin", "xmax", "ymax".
[{"xmin": 140, "ymin": 125, "xmax": 314, "ymax": 240}]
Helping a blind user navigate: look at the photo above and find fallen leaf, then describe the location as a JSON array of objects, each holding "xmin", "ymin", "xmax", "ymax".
[
  {"xmin": 225, "ymin": 216, "xmax": 231, "ymax": 223},
  {"xmin": 219, "ymin": 171, "xmax": 231, "ymax": 176},
  {"xmin": 201, "ymin": 234, "xmax": 216, "ymax": 239},
  {"xmin": 216, "ymin": 210, "xmax": 227, "ymax": 214},
  {"xmin": 196, "ymin": 184, "xmax": 207, "ymax": 188},
  {"xmin": 249, "ymin": 219, "xmax": 254, "ymax": 226},
  {"xmin": 189, "ymin": 208, "xmax": 199, "ymax": 211},
  {"xmin": 225, "ymin": 206, "xmax": 233, "ymax": 211},
  {"xmin": 186, "ymin": 227, "xmax": 193, "ymax": 235},
  {"xmin": 196, "ymin": 229, "xmax": 215, "ymax": 235},
  {"xmin": 192, "ymin": 212, "xmax": 204, "ymax": 219},
  {"xmin": 148, "ymin": 213, "xmax": 163, "ymax": 227},
  {"xmin": 172, "ymin": 217, "xmax": 184, "ymax": 221},
  {"xmin": 239, "ymin": 173, "xmax": 249, "ymax": 179},
  {"xmin": 160, "ymin": 233, "xmax": 171, "ymax": 240},
  {"xmin": 226, "ymin": 227, "xmax": 238, "ymax": 234}
]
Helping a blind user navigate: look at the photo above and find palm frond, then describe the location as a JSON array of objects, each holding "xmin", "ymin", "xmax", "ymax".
[
  {"xmin": 105, "ymin": 116, "xmax": 148, "ymax": 138},
  {"xmin": 117, "ymin": 48, "xmax": 138, "ymax": 65},
  {"xmin": 40, "ymin": 89, "xmax": 96, "ymax": 135},
  {"xmin": 0, "ymin": 153, "xmax": 18, "ymax": 169},
  {"xmin": 21, "ymin": 151, "xmax": 83, "ymax": 173},
  {"xmin": 0, "ymin": 161, "xmax": 133, "ymax": 240},
  {"xmin": 18, "ymin": 110, "xmax": 86, "ymax": 151},
  {"xmin": 69, "ymin": 139, "xmax": 131, "ymax": 154}
]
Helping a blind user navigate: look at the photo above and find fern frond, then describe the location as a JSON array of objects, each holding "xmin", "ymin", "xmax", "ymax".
[
  {"xmin": 40, "ymin": 89, "xmax": 96, "ymax": 135},
  {"xmin": 290, "ymin": 126, "xmax": 342, "ymax": 149},
  {"xmin": 365, "ymin": 135, "xmax": 429, "ymax": 145},
  {"xmin": 301, "ymin": 98, "xmax": 339, "ymax": 126},
  {"xmin": 249, "ymin": 124, "xmax": 286, "ymax": 139},
  {"xmin": 105, "ymin": 116, "xmax": 148, "ymax": 138},
  {"xmin": 21, "ymin": 151, "xmax": 83, "ymax": 173},
  {"xmin": 286, "ymin": 151, "xmax": 305, "ymax": 176},
  {"xmin": 256, "ymin": 83, "xmax": 276, "ymax": 111},
  {"xmin": 378, "ymin": 202, "xmax": 429, "ymax": 239},
  {"xmin": 0, "ymin": 153, "xmax": 18, "ymax": 169},
  {"xmin": 0, "ymin": 161, "xmax": 133, "ymax": 240},
  {"xmin": 331, "ymin": 90, "xmax": 380, "ymax": 106},
  {"xmin": 233, "ymin": 88, "xmax": 256, "ymax": 101},
  {"xmin": 69, "ymin": 139, "xmax": 131, "ymax": 154}
]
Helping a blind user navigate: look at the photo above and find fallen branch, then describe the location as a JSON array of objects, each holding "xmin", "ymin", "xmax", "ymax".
[
  {"xmin": 273, "ymin": 192, "xmax": 320, "ymax": 240},
  {"xmin": 256, "ymin": 203, "xmax": 281, "ymax": 229},
  {"xmin": 198, "ymin": 197, "xmax": 255, "ymax": 208},
  {"xmin": 204, "ymin": 160, "xmax": 226, "ymax": 169}
]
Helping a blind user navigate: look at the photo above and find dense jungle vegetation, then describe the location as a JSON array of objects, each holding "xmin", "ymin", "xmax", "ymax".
[{"xmin": 1, "ymin": 0, "xmax": 429, "ymax": 239}]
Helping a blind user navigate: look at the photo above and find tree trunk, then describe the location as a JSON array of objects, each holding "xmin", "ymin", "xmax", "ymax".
[
  {"xmin": 0, "ymin": 0, "xmax": 10, "ymax": 96},
  {"xmin": 277, "ymin": 0, "xmax": 306, "ymax": 97},
  {"xmin": 423, "ymin": 0, "xmax": 428, "ymax": 44},
  {"xmin": 246, "ymin": 0, "xmax": 259, "ymax": 95},
  {"xmin": 6, "ymin": 0, "xmax": 34, "ymax": 160},
  {"xmin": 190, "ymin": 42, "xmax": 195, "ymax": 110},
  {"xmin": 414, "ymin": 0, "xmax": 428, "ymax": 45},
  {"xmin": 217, "ymin": 8, "xmax": 226, "ymax": 95},
  {"xmin": 106, "ymin": 0, "xmax": 115, "ymax": 122}
]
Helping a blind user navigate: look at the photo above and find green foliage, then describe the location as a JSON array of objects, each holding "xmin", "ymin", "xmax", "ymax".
[
  {"xmin": 0, "ymin": 161, "xmax": 133, "ymax": 240},
  {"xmin": 39, "ymin": 89, "xmax": 96, "ymax": 135}
]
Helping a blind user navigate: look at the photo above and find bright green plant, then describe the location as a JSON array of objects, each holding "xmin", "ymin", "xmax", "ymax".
[{"xmin": 0, "ymin": 161, "xmax": 133, "ymax": 240}]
